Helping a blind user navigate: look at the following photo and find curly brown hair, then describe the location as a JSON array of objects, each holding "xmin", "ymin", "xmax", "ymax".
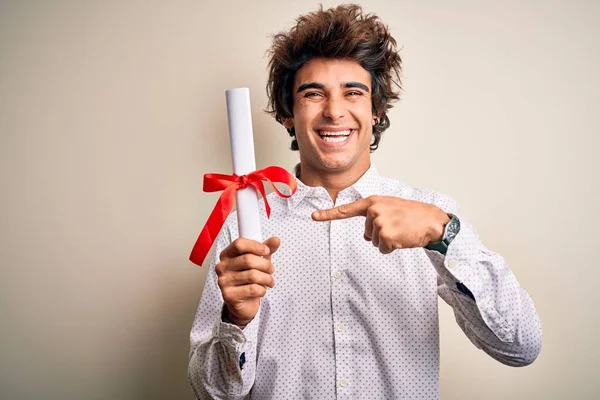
[{"xmin": 266, "ymin": 4, "xmax": 402, "ymax": 152}]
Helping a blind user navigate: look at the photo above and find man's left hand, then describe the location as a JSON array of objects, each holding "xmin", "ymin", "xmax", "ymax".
[{"xmin": 312, "ymin": 196, "xmax": 450, "ymax": 254}]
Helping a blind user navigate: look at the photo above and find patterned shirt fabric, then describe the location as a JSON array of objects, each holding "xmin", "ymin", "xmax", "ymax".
[{"xmin": 188, "ymin": 165, "xmax": 542, "ymax": 400}]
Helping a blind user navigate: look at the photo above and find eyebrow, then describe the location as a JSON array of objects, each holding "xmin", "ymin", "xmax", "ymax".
[
  {"xmin": 296, "ymin": 81, "xmax": 370, "ymax": 93},
  {"xmin": 297, "ymin": 82, "xmax": 325, "ymax": 93},
  {"xmin": 344, "ymin": 81, "xmax": 370, "ymax": 92}
]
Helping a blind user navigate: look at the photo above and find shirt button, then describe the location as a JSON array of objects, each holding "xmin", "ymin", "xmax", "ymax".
[
  {"xmin": 337, "ymin": 322, "xmax": 345, "ymax": 332},
  {"xmin": 333, "ymin": 271, "xmax": 342, "ymax": 280},
  {"xmin": 448, "ymin": 260, "xmax": 457, "ymax": 269},
  {"xmin": 339, "ymin": 378, "xmax": 348, "ymax": 387}
]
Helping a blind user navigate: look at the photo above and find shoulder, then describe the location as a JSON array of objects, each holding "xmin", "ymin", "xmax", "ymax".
[
  {"xmin": 376, "ymin": 175, "xmax": 460, "ymax": 214},
  {"xmin": 222, "ymin": 191, "xmax": 288, "ymax": 239}
]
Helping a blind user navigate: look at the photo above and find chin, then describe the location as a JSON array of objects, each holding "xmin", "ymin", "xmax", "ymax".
[{"xmin": 319, "ymin": 157, "xmax": 355, "ymax": 172}]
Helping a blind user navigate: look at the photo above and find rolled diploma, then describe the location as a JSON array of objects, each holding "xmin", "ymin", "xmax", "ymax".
[{"xmin": 226, "ymin": 88, "xmax": 262, "ymax": 242}]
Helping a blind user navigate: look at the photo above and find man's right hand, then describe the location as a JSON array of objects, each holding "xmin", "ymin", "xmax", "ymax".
[{"xmin": 216, "ymin": 236, "xmax": 280, "ymax": 327}]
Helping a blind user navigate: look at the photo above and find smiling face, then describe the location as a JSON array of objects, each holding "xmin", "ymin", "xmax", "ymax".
[{"xmin": 283, "ymin": 58, "xmax": 375, "ymax": 184}]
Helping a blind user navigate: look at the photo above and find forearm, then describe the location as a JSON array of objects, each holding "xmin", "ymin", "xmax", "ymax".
[
  {"xmin": 436, "ymin": 269, "xmax": 542, "ymax": 366},
  {"xmin": 188, "ymin": 218, "xmax": 259, "ymax": 399},
  {"xmin": 428, "ymin": 218, "xmax": 543, "ymax": 366}
]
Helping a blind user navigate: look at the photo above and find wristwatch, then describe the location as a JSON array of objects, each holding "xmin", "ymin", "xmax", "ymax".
[{"xmin": 425, "ymin": 214, "xmax": 460, "ymax": 255}]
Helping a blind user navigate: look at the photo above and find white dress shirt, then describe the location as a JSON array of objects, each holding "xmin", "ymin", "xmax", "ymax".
[{"xmin": 188, "ymin": 165, "xmax": 542, "ymax": 399}]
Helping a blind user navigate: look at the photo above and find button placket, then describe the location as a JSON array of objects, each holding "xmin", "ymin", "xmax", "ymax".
[{"xmin": 329, "ymin": 205, "xmax": 353, "ymax": 399}]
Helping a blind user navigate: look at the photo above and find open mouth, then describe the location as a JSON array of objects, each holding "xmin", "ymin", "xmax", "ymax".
[{"xmin": 317, "ymin": 129, "xmax": 353, "ymax": 144}]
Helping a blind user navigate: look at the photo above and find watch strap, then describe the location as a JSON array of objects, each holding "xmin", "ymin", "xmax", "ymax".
[{"xmin": 425, "ymin": 239, "xmax": 448, "ymax": 255}]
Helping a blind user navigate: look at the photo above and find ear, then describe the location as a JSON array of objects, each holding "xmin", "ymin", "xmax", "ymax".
[
  {"xmin": 281, "ymin": 117, "xmax": 294, "ymax": 130},
  {"xmin": 372, "ymin": 112, "xmax": 381, "ymax": 126}
]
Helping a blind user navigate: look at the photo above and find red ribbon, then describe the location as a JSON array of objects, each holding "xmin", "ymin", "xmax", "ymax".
[{"xmin": 189, "ymin": 166, "xmax": 297, "ymax": 266}]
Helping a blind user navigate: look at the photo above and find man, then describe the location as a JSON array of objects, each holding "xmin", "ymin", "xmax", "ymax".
[{"xmin": 188, "ymin": 4, "xmax": 542, "ymax": 399}]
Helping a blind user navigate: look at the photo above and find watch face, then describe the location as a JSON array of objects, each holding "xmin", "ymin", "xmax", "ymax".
[{"xmin": 445, "ymin": 217, "xmax": 460, "ymax": 242}]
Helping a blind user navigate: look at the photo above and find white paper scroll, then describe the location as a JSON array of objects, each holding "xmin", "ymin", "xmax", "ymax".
[{"xmin": 225, "ymin": 88, "xmax": 262, "ymax": 242}]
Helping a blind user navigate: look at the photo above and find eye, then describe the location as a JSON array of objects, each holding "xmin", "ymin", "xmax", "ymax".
[
  {"xmin": 346, "ymin": 91, "xmax": 363, "ymax": 97},
  {"xmin": 304, "ymin": 91, "xmax": 323, "ymax": 98}
]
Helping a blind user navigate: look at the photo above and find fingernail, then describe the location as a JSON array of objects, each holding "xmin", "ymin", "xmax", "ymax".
[{"xmin": 312, "ymin": 211, "xmax": 321, "ymax": 219}]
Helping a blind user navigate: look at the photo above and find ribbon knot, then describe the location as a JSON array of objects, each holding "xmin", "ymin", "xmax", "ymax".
[
  {"xmin": 189, "ymin": 166, "xmax": 297, "ymax": 266},
  {"xmin": 237, "ymin": 174, "xmax": 249, "ymax": 189}
]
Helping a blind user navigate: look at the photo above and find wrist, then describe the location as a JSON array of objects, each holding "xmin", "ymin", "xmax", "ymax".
[
  {"xmin": 428, "ymin": 209, "xmax": 451, "ymax": 244},
  {"xmin": 222, "ymin": 306, "xmax": 250, "ymax": 328},
  {"xmin": 425, "ymin": 213, "xmax": 460, "ymax": 255}
]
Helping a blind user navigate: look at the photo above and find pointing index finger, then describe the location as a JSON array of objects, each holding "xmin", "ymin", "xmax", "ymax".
[{"xmin": 312, "ymin": 198, "xmax": 372, "ymax": 221}]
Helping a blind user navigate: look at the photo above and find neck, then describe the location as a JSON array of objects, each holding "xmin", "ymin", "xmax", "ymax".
[{"xmin": 297, "ymin": 161, "xmax": 370, "ymax": 203}]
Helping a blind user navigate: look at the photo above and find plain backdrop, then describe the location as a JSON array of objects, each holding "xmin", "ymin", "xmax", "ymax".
[{"xmin": 1, "ymin": 0, "xmax": 599, "ymax": 399}]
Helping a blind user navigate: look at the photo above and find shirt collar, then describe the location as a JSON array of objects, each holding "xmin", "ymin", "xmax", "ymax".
[
  {"xmin": 349, "ymin": 164, "xmax": 381, "ymax": 199},
  {"xmin": 287, "ymin": 164, "xmax": 382, "ymax": 209}
]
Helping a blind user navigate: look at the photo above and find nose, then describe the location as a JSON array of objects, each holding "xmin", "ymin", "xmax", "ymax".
[{"xmin": 323, "ymin": 96, "xmax": 345, "ymax": 120}]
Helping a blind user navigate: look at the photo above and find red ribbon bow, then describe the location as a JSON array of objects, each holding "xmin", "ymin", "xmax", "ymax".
[{"xmin": 189, "ymin": 166, "xmax": 297, "ymax": 266}]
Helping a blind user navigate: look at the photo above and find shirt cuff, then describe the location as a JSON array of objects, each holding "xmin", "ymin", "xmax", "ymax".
[{"xmin": 214, "ymin": 306, "xmax": 261, "ymax": 369}]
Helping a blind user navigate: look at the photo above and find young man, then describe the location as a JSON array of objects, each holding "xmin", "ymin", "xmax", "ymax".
[{"xmin": 188, "ymin": 5, "xmax": 542, "ymax": 399}]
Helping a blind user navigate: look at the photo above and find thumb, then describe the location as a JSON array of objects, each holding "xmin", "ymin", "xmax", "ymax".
[{"xmin": 263, "ymin": 236, "xmax": 281, "ymax": 260}]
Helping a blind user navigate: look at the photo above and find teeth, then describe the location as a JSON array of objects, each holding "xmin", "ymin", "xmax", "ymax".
[
  {"xmin": 319, "ymin": 130, "xmax": 351, "ymax": 136},
  {"xmin": 322, "ymin": 135, "xmax": 348, "ymax": 143}
]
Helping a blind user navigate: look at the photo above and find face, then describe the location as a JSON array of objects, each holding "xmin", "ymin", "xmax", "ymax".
[{"xmin": 283, "ymin": 58, "xmax": 375, "ymax": 180}]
